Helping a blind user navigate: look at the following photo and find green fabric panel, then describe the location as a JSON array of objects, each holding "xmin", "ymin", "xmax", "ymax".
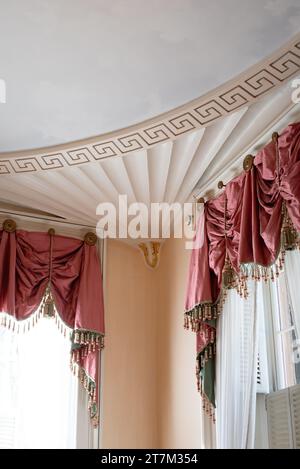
[
  {"xmin": 201, "ymin": 355, "xmax": 215, "ymax": 407},
  {"xmin": 204, "ymin": 318, "xmax": 216, "ymax": 328},
  {"xmin": 202, "ymin": 318, "xmax": 216, "ymax": 406}
]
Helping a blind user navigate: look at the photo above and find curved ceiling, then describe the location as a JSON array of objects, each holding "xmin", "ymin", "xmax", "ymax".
[
  {"xmin": 0, "ymin": 0, "xmax": 300, "ymax": 152},
  {"xmin": 0, "ymin": 79, "xmax": 299, "ymax": 238}
]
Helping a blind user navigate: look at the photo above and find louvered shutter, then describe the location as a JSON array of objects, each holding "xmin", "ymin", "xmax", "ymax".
[
  {"xmin": 290, "ymin": 384, "xmax": 300, "ymax": 448},
  {"xmin": 266, "ymin": 384, "xmax": 300, "ymax": 448},
  {"xmin": 266, "ymin": 388, "xmax": 293, "ymax": 448},
  {"xmin": 0, "ymin": 415, "xmax": 16, "ymax": 449}
]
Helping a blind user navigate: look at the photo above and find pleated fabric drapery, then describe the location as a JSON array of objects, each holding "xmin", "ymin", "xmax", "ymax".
[
  {"xmin": 184, "ymin": 122, "xmax": 300, "ymax": 420},
  {"xmin": 0, "ymin": 223, "xmax": 105, "ymax": 426}
]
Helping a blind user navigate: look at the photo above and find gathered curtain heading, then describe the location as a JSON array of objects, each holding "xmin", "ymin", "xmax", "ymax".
[
  {"xmin": 184, "ymin": 122, "xmax": 300, "ymax": 417},
  {"xmin": 0, "ymin": 223, "xmax": 105, "ymax": 426}
]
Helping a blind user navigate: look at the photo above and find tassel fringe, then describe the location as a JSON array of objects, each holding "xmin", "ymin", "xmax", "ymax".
[
  {"xmin": 70, "ymin": 362, "xmax": 99, "ymax": 426},
  {"xmin": 185, "ymin": 201, "xmax": 299, "ymax": 417},
  {"xmin": 196, "ymin": 343, "xmax": 216, "ymax": 423},
  {"xmin": 72, "ymin": 329, "xmax": 104, "ymax": 352},
  {"xmin": 0, "ymin": 288, "xmax": 104, "ymax": 428},
  {"xmin": 41, "ymin": 283, "xmax": 55, "ymax": 318},
  {"xmin": 184, "ymin": 296, "xmax": 225, "ymax": 332},
  {"xmin": 70, "ymin": 357, "xmax": 100, "ymax": 427},
  {"xmin": 184, "ymin": 203, "xmax": 300, "ymax": 332},
  {"xmin": 71, "ymin": 329, "xmax": 104, "ymax": 427},
  {"xmin": 0, "ymin": 309, "xmax": 43, "ymax": 334},
  {"xmin": 201, "ymin": 393, "xmax": 216, "ymax": 423}
]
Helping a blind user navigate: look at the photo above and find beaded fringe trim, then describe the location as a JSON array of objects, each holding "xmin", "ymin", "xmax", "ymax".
[
  {"xmin": 196, "ymin": 340, "xmax": 216, "ymax": 422},
  {"xmin": 184, "ymin": 206, "xmax": 300, "ymax": 333},
  {"xmin": 201, "ymin": 393, "xmax": 215, "ymax": 423},
  {"xmin": 196, "ymin": 354, "xmax": 216, "ymax": 423},
  {"xmin": 72, "ymin": 329, "xmax": 105, "ymax": 353},
  {"xmin": 184, "ymin": 296, "xmax": 225, "ymax": 332},
  {"xmin": 0, "ymin": 308, "xmax": 43, "ymax": 333},
  {"xmin": 41, "ymin": 286, "xmax": 105, "ymax": 427},
  {"xmin": 70, "ymin": 362, "xmax": 99, "ymax": 427},
  {"xmin": 186, "ymin": 203, "xmax": 299, "ymax": 417},
  {"xmin": 0, "ymin": 295, "xmax": 104, "ymax": 428},
  {"xmin": 71, "ymin": 329, "xmax": 104, "ymax": 427},
  {"xmin": 0, "ymin": 309, "xmax": 72, "ymax": 339}
]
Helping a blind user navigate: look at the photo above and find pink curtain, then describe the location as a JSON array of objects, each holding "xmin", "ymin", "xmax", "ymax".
[
  {"xmin": 185, "ymin": 122, "xmax": 300, "ymax": 413},
  {"xmin": 186, "ymin": 122, "xmax": 300, "ymax": 316},
  {"xmin": 0, "ymin": 228, "xmax": 105, "ymax": 425},
  {"xmin": 240, "ymin": 124, "xmax": 300, "ymax": 265}
]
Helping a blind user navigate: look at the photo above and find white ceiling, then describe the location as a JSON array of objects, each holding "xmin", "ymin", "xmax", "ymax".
[
  {"xmin": 0, "ymin": 0, "xmax": 300, "ymax": 152},
  {"xmin": 0, "ymin": 79, "xmax": 299, "ymax": 239}
]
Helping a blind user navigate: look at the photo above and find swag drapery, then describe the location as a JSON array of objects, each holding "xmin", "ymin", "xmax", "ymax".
[
  {"xmin": 185, "ymin": 122, "xmax": 300, "ymax": 417},
  {"xmin": 0, "ymin": 223, "xmax": 105, "ymax": 426}
]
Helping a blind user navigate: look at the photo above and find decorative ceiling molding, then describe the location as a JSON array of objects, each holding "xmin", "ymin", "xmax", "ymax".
[
  {"xmin": 1, "ymin": 33, "xmax": 300, "ymax": 177},
  {"xmin": 0, "ymin": 86, "xmax": 297, "ymax": 239}
]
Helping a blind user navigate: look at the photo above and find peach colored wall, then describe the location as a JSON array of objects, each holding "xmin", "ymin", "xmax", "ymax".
[
  {"xmin": 157, "ymin": 238, "xmax": 201, "ymax": 449},
  {"xmin": 102, "ymin": 237, "xmax": 201, "ymax": 449},
  {"xmin": 101, "ymin": 240, "xmax": 158, "ymax": 449}
]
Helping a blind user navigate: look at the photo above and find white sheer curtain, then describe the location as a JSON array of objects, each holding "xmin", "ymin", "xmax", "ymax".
[
  {"xmin": 0, "ymin": 317, "xmax": 78, "ymax": 449},
  {"xmin": 215, "ymin": 251, "xmax": 300, "ymax": 449},
  {"xmin": 216, "ymin": 281, "xmax": 258, "ymax": 449}
]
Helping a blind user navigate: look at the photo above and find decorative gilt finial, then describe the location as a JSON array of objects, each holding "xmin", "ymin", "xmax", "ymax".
[
  {"xmin": 48, "ymin": 228, "xmax": 55, "ymax": 236},
  {"xmin": 84, "ymin": 232, "xmax": 97, "ymax": 246},
  {"xmin": 138, "ymin": 241, "xmax": 161, "ymax": 269},
  {"xmin": 3, "ymin": 219, "xmax": 16, "ymax": 232},
  {"xmin": 243, "ymin": 154, "xmax": 254, "ymax": 172},
  {"xmin": 272, "ymin": 131, "xmax": 279, "ymax": 143}
]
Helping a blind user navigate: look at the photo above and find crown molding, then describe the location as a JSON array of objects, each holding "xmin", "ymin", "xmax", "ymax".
[{"xmin": 1, "ymin": 33, "xmax": 300, "ymax": 176}]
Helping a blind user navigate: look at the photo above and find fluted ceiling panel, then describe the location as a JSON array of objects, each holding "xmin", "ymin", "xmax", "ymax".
[{"xmin": 0, "ymin": 79, "xmax": 299, "ymax": 238}]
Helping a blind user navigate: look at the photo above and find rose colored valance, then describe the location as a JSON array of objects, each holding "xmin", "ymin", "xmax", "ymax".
[
  {"xmin": 185, "ymin": 122, "xmax": 300, "ymax": 416},
  {"xmin": 240, "ymin": 123, "xmax": 300, "ymax": 265},
  {"xmin": 0, "ymin": 224, "xmax": 105, "ymax": 426}
]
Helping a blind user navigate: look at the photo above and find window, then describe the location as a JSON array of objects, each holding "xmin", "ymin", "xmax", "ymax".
[
  {"xmin": 266, "ymin": 384, "xmax": 300, "ymax": 449},
  {"xmin": 258, "ymin": 274, "xmax": 300, "ymax": 394},
  {"xmin": 254, "ymin": 265, "xmax": 300, "ymax": 449},
  {"xmin": 271, "ymin": 274, "xmax": 300, "ymax": 389},
  {"xmin": 0, "ymin": 315, "xmax": 78, "ymax": 449}
]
